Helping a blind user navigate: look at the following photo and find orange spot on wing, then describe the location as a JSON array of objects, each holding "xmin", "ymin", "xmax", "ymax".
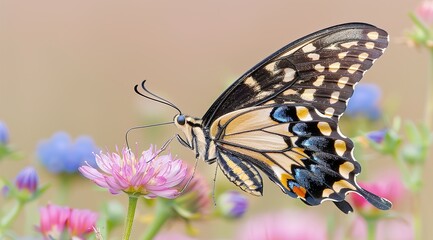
[{"xmin": 292, "ymin": 186, "xmax": 307, "ymax": 198}]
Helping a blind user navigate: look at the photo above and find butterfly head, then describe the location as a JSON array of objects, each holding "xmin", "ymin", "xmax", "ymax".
[
  {"xmin": 173, "ymin": 113, "xmax": 205, "ymax": 150},
  {"xmin": 175, "ymin": 114, "xmax": 186, "ymax": 126},
  {"xmin": 174, "ymin": 114, "xmax": 192, "ymax": 147}
]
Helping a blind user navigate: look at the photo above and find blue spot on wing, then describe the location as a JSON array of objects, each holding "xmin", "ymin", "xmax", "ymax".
[{"xmin": 270, "ymin": 106, "xmax": 297, "ymax": 122}]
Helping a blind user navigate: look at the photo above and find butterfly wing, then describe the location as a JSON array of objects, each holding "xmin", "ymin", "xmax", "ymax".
[
  {"xmin": 202, "ymin": 22, "xmax": 388, "ymax": 125},
  {"xmin": 202, "ymin": 23, "xmax": 390, "ymax": 212},
  {"xmin": 210, "ymin": 104, "xmax": 391, "ymax": 212}
]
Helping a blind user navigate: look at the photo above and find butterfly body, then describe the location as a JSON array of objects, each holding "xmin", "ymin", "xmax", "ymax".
[{"xmin": 171, "ymin": 23, "xmax": 392, "ymax": 213}]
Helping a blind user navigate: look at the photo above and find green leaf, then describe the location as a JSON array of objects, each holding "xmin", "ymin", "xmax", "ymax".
[
  {"xmin": 405, "ymin": 121, "xmax": 421, "ymax": 144},
  {"xmin": 380, "ymin": 129, "xmax": 402, "ymax": 156},
  {"xmin": 401, "ymin": 144, "xmax": 425, "ymax": 165}
]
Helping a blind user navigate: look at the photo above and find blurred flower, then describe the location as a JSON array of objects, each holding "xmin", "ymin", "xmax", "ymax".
[
  {"xmin": 407, "ymin": 1, "xmax": 433, "ymax": 48},
  {"xmin": 351, "ymin": 172, "xmax": 405, "ymax": 216},
  {"xmin": 346, "ymin": 83, "xmax": 381, "ymax": 120},
  {"xmin": 37, "ymin": 204, "xmax": 70, "ymax": 239},
  {"xmin": 350, "ymin": 216, "xmax": 413, "ymax": 240},
  {"xmin": 37, "ymin": 132, "xmax": 99, "ymax": 174},
  {"xmin": 366, "ymin": 129, "xmax": 387, "ymax": 144},
  {"xmin": 141, "ymin": 167, "xmax": 211, "ymax": 240},
  {"xmin": 0, "ymin": 121, "xmax": 9, "ymax": 144},
  {"xmin": 68, "ymin": 208, "xmax": 98, "ymax": 238},
  {"xmin": 416, "ymin": 1, "xmax": 433, "ymax": 25},
  {"xmin": 79, "ymin": 146, "xmax": 187, "ymax": 198},
  {"xmin": 217, "ymin": 191, "xmax": 248, "ymax": 219},
  {"xmin": 173, "ymin": 167, "xmax": 211, "ymax": 220},
  {"xmin": 237, "ymin": 210, "xmax": 326, "ymax": 240},
  {"xmin": 15, "ymin": 166, "xmax": 39, "ymax": 194},
  {"xmin": 37, "ymin": 204, "xmax": 98, "ymax": 240}
]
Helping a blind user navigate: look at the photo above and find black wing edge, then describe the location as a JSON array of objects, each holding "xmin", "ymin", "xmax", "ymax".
[
  {"xmin": 202, "ymin": 22, "xmax": 382, "ymax": 126},
  {"xmin": 358, "ymin": 187, "xmax": 392, "ymax": 210}
]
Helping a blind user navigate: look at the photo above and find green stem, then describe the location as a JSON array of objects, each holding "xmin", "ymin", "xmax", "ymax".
[
  {"xmin": 366, "ymin": 218, "xmax": 377, "ymax": 240},
  {"xmin": 58, "ymin": 174, "xmax": 72, "ymax": 204},
  {"xmin": 0, "ymin": 200, "xmax": 24, "ymax": 235},
  {"xmin": 122, "ymin": 196, "xmax": 138, "ymax": 240},
  {"xmin": 409, "ymin": 13, "xmax": 431, "ymax": 38},
  {"xmin": 142, "ymin": 198, "xmax": 173, "ymax": 240}
]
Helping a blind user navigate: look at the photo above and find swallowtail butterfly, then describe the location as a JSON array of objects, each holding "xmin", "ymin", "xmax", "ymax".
[{"xmin": 136, "ymin": 23, "xmax": 392, "ymax": 213}]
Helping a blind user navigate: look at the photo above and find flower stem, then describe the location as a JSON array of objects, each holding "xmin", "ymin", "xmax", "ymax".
[
  {"xmin": 142, "ymin": 198, "xmax": 173, "ymax": 240},
  {"xmin": 122, "ymin": 196, "xmax": 138, "ymax": 240},
  {"xmin": 58, "ymin": 174, "xmax": 72, "ymax": 204},
  {"xmin": 366, "ymin": 218, "xmax": 377, "ymax": 240},
  {"xmin": 0, "ymin": 200, "xmax": 23, "ymax": 235}
]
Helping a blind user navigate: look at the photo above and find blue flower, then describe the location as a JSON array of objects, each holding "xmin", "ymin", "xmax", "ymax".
[
  {"xmin": 346, "ymin": 83, "xmax": 381, "ymax": 120},
  {"xmin": 37, "ymin": 132, "xmax": 99, "ymax": 174},
  {"xmin": 217, "ymin": 191, "xmax": 248, "ymax": 218},
  {"xmin": 15, "ymin": 166, "xmax": 39, "ymax": 193},
  {"xmin": 0, "ymin": 121, "xmax": 9, "ymax": 145}
]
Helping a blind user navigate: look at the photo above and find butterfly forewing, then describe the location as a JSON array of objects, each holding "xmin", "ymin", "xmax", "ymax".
[{"xmin": 203, "ymin": 23, "xmax": 388, "ymax": 125}]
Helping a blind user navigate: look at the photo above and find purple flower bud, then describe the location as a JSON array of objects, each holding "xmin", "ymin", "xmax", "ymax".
[
  {"xmin": 15, "ymin": 167, "xmax": 39, "ymax": 193},
  {"xmin": 218, "ymin": 191, "xmax": 248, "ymax": 218},
  {"xmin": 0, "ymin": 121, "xmax": 9, "ymax": 145},
  {"xmin": 366, "ymin": 129, "xmax": 387, "ymax": 144}
]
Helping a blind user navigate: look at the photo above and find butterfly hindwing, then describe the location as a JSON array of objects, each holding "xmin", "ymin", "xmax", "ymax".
[
  {"xmin": 202, "ymin": 23, "xmax": 388, "ymax": 125},
  {"xmin": 211, "ymin": 105, "xmax": 353, "ymax": 203},
  {"xmin": 210, "ymin": 104, "xmax": 391, "ymax": 211}
]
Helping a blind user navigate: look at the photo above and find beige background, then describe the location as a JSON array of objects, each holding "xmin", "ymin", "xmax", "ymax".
[{"xmin": 1, "ymin": 0, "xmax": 431, "ymax": 239}]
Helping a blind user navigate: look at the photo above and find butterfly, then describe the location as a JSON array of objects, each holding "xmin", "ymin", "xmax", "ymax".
[{"xmin": 135, "ymin": 22, "xmax": 392, "ymax": 213}]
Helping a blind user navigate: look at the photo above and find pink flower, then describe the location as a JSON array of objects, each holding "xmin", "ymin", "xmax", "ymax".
[
  {"xmin": 351, "ymin": 172, "xmax": 405, "ymax": 215},
  {"xmin": 350, "ymin": 216, "xmax": 414, "ymax": 240},
  {"xmin": 417, "ymin": 1, "xmax": 433, "ymax": 25},
  {"xmin": 37, "ymin": 204, "xmax": 70, "ymax": 239},
  {"xmin": 173, "ymin": 167, "xmax": 211, "ymax": 219},
  {"xmin": 37, "ymin": 204, "xmax": 98, "ymax": 240},
  {"xmin": 237, "ymin": 210, "xmax": 327, "ymax": 240},
  {"xmin": 79, "ymin": 146, "xmax": 188, "ymax": 198},
  {"xmin": 68, "ymin": 208, "xmax": 98, "ymax": 238}
]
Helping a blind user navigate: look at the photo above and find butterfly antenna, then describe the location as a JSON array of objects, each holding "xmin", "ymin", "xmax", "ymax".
[
  {"xmin": 134, "ymin": 80, "xmax": 182, "ymax": 115},
  {"xmin": 125, "ymin": 121, "xmax": 174, "ymax": 150}
]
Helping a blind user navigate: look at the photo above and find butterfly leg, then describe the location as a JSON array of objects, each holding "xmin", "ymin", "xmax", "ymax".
[
  {"xmin": 176, "ymin": 134, "xmax": 193, "ymax": 149},
  {"xmin": 217, "ymin": 150, "xmax": 263, "ymax": 196}
]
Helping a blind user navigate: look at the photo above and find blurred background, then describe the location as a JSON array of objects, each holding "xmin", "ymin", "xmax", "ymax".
[{"xmin": 1, "ymin": 1, "xmax": 431, "ymax": 239}]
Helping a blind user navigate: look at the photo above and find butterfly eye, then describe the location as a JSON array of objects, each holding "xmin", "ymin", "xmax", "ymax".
[{"xmin": 177, "ymin": 115, "xmax": 186, "ymax": 125}]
